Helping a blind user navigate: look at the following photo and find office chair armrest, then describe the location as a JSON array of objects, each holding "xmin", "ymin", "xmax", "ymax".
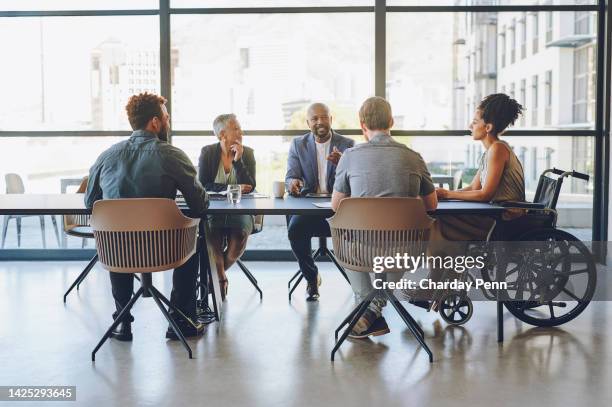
[{"xmin": 499, "ymin": 201, "xmax": 546, "ymax": 210}]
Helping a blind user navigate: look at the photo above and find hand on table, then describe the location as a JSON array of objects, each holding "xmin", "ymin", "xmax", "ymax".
[
  {"xmin": 240, "ymin": 184, "xmax": 253, "ymax": 194},
  {"xmin": 436, "ymin": 188, "xmax": 450, "ymax": 200},
  {"xmin": 288, "ymin": 179, "xmax": 304, "ymax": 196}
]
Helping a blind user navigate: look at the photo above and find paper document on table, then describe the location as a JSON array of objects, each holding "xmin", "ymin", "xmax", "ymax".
[{"xmin": 312, "ymin": 201, "xmax": 332, "ymax": 208}]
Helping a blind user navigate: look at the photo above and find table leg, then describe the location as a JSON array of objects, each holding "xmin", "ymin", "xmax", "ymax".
[
  {"xmin": 197, "ymin": 222, "xmax": 222, "ymax": 321},
  {"xmin": 497, "ymin": 301, "xmax": 504, "ymax": 343}
]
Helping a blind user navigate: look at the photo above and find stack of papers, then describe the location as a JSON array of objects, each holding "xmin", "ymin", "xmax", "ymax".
[{"xmin": 312, "ymin": 201, "xmax": 332, "ymax": 208}]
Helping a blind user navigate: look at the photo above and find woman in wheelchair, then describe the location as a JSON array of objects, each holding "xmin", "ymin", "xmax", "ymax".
[
  {"xmin": 435, "ymin": 93, "xmax": 525, "ymax": 240},
  {"xmin": 424, "ymin": 95, "xmax": 596, "ymax": 328},
  {"xmin": 198, "ymin": 114, "xmax": 256, "ymax": 300},
  {"xmin": 413, "ymin": 94, "xmax": 525, "ymax": 313}
]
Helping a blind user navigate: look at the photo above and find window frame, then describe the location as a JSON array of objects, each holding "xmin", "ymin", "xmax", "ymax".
[{"xmin": 0, "ymin": 0, "xmax": 608, "ymax": 253}]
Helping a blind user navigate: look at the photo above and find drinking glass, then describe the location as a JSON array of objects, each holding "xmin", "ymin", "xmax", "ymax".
[{"xmin": 227, "ymin": 184, "xmax": 242, "ymax": 204}]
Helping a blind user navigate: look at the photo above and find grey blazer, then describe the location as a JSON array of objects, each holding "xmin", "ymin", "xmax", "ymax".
[{"xmin": 285, "ymin": 131, "xmax": 355, "ymax": 194}]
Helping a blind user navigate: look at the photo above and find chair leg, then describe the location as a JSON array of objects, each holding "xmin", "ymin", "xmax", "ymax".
[
  {"xmin": 91, "ymin": 287, "xmax": 144, "ymax": 362},
  {"xmin": 385, "ymin": 289, "xmax": 424, "ymax": 338},
  {"xmin": 39, "ymin": 216, "xmax": 46, "ymax": 249},
  {"xmin": 288, "ymin": 270, "xmax": 301, "ymax": 288},
  {"xmin": 288, "ymin": 274, "xmax": 303, "ymax": 301},
  {"xmin": 384, "ymin": 290, "xmax": 433, "ymax": 363},
  {"xmin": 497, "ymin": 301, "xmax": 504, "ymax": 343},
  {"xmin": 236, "ymin": 259, "xmax": 263, "ymax": 300},
  {"xmin": 1, "ymin": 216, "xmax": 9, "ymax": 249},
  {"xmin": 149, "ymin": 285, "xmax": 197, "ymax": 330},
  {"xmin": 16, "ymin": 217, "xmax": 22, "ymax": 248},
  {"xmin": 331, "ymin": 291, "xmax": 376, "ymax": 362},
  {"xmin": 76, "ymin": 254, "xmax": 99, "ymax": 291},
  {"xmin": 51, "ymin": 216, "xmax": 60, "ymax": 247},
  {"xmin": 322, "ymin": 247, "xmax": 350, "ymax": 284},
  {"xmin": 149, "ymin": 288, "xmax": 193, "ymax": 359},
  {"xmin": 335, "ymin": 299, "xmax": 365, "ymax": 341},
  {"xmin": 64, "ymin": 254, "xmax": 98, "ymax": 303}
]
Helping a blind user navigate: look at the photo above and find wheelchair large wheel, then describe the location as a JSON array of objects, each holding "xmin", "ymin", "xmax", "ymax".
[{"xmin": 501, "ymin": 228, "xmax": 596, "ymax": 327}]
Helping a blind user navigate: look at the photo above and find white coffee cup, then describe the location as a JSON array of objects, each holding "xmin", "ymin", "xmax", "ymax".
[{"xmin": 272, "ymin": 181, "xmax": 285, "ymax": 198}]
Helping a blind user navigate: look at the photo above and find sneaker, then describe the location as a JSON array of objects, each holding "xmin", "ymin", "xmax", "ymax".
[
  {"xmin": 165, "ymin": 318, "xmax": 205, "ymax": 340},
  {"xmin": 306, "ymin": 273, "xmax": 322, "ymax": 302},
  {"xmin": 349, "ymin": 309, "xmax": 377, "ymax": 336},
  {"xmin": 349, "ymin": 316, "xmax": 390, "ymax": 339}
]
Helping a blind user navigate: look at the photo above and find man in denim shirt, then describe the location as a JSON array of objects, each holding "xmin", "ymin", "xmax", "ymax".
[{"xmin": 85, "ymin": 92, "xmax": 208, "ymax": 342}]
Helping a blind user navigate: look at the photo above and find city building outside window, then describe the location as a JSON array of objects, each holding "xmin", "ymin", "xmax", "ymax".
[
  {"xmin": 520, "ymin": 79, "xmax": 526, "ymax": 127},
  {"xmin": 510, "ymin": 19, "xmax": 516, "ymax": 64},
  {"xmin": 531, "ymin": 74, "xmax": 538, "ymax": 126},
  {"xmin": 520, "ymin": 13, "xmax": 527, "ymax": 59},
  {"xmin": 573, "ymin": 45, "xmax": 596, "ymax": 124},
  {"xmin": 545, "ymin": 71, "xmax": 552, "ymax": 126},
  {"xmin": 531, "ymin": 12, "xmax": 539, "ymax": 54},
  {"xmin": 546, "ymin": 11, "xmax": 553, "ymax": 43},
  {"xmin": 500, "ymin": 26, "xmax": 506, "ymax": 67}
]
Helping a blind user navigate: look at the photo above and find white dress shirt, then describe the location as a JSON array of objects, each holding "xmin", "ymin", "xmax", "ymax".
[{"xmin": 315, "ymin": 138, "xmax": 331, "ymax": 193}]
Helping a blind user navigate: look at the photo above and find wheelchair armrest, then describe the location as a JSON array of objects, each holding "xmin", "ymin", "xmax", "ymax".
[{"xmin": 499, "ymin": 201, "xmax": 546, "ymax": 210}]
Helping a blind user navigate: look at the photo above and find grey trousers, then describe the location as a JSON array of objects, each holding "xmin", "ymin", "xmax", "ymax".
[{"xmin": 346, "ymin": 270, "xmax": 405, "ymax": 318}]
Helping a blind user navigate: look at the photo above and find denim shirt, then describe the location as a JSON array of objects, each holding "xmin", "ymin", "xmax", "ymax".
[{"xmin": 85, "ymin": 130, "xmax": 209, "ymax": 215}]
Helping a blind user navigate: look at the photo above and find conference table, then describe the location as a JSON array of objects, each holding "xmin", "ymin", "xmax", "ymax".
[{"xmin": 0, "ymin": 194, "xmax": 508, "ymax": 341}]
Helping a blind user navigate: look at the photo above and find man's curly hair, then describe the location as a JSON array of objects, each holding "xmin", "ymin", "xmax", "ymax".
[
  {"xmin": 125, "ymin": 92, "xmax": 167, "ymax": 130},
  {"xmin": 477, "ymin": 93, "xmax": 524, "ymax": 136}
]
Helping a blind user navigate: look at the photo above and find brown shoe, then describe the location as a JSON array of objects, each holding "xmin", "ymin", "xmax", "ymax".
[
  {"xmin": 349, "ymin": 315, "xmax": 390, "ymax": 339},
  {"xmin": 306, "ymin": 273, "xmax": 322, "ymax": 301}
]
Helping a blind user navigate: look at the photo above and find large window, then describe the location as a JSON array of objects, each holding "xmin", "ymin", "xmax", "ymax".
[
  {"xmin": 0, "ymin": 17, "xmax": 159, "ymax": 131},
  {"xmin": 0, "ymin": 1, "xmax": 606, "ymax": 254},
  {"xmin": 170, "ymin": 13, "xmax": 374, "ymax": 131}
]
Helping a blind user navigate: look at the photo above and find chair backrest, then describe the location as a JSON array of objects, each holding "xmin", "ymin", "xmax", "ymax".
[
  {"xmin": 5, "ymin": 173, "xmax": 24, "ymax": 194},
  {"xmin": 452, "ymin": 170, "xmax": 463, "ymax": 190},
  {"xmin": 64, "ymin": 176, "xmax": 91, "ymax": 231},
  {"xmin": 533, "ymin": 174, "xmax": 563, "ymax": 210},
  {"xmin": 328, "ymin": 197, "xmax": 434, "ymax": 273},
  {"xmin": 91, "ymin": 198, "xmax": 200, "ymax": 273}
]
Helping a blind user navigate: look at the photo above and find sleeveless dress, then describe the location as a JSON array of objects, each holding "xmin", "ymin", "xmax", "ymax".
[{"xmin": 433, "ymin": 140, "xmax": 526, "ymax": 242}]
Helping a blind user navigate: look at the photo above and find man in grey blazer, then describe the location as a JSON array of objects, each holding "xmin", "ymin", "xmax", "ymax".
[{"xmin": 285, "ymin": 103, "xmax": 355, "ymax": 301}]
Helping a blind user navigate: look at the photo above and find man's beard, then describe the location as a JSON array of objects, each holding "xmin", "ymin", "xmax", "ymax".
[{"xmin": 157, "ymin": 125, "xmax": 170, "ymax": 142}]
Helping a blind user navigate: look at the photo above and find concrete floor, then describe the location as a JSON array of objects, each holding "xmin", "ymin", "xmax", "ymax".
[{"xmin": 0, "ymin": 261, "xmax": 610, "ymax": 407}]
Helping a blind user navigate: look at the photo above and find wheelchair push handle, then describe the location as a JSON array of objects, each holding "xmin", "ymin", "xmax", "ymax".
[{"xmin": 549, "ymin": 168, "xmax": 590, "ymax": 182}]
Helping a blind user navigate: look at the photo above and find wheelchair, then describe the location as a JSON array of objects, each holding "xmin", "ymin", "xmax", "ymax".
[{"xmin": 435, "ymin": 168, "xmax": 597, "ymax": 329}]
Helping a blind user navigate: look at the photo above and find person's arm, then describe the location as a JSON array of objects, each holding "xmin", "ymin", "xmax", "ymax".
[
  {"xmin": 285, "ymin": 138, "xmax": 304, "ymax": 195},
  {"xmin": 436, "ymin": 169, "xmax": 482, "ymax": 199},
  {"xmin": 421, "ymin": 191, "xmax": 438, "ymax": 211},
  {"xmin": 168, "ymin": 147, "xmax": 209, "ymax": 214},
  {"xmin": 331, "ymin": 152, "xmax": 351, "ymax": 211},
  {"xmin": 414, "ymin": 154, "xmax": 438, "ymax": 211},
  {"xmin": 459, "ymin": 170, "xmax": 482, "ymax": 192},
  {"xmin": 84, "ymin": 156, "xmax": 104, "ymax": 209},
  {"xmin": 234, "ymin": 147, "xmax": 256, "ymax": 192},
  {"xmin": 331, "ymin": 191, "xmax": 348, "ymax": 212},
  {"xmin": 441, "ymin": 144, "xmax": 508, "ymax": 202}
]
